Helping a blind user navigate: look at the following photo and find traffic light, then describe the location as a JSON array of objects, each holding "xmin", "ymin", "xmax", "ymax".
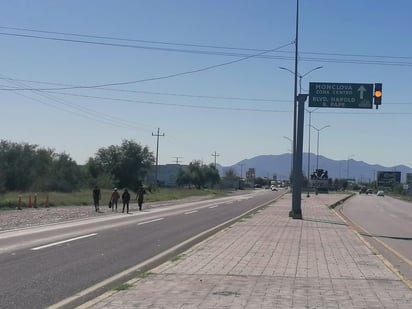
[{"xmin": 374, "ymin": 83, "xmax": 382, "ymax": 109}]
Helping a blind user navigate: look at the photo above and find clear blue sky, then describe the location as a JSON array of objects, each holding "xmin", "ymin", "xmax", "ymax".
[{"xmin": 1, "ymin": 1, "xmax": 411, "ymax": 169}]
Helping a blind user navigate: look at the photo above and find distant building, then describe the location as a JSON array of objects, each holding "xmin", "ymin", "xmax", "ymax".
[
  {"xmin": 146, "ymin": 164, "xmax": 183, "ymax": 187},
  {"xmin": 245, "ymin": 168, "xmax": 255, "ymax": 185}
]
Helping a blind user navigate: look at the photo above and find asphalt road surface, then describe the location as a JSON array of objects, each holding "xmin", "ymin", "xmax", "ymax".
[
  {"xmin": 0, "ymin": 189, "xmax": 283, "ymax": 309},
  {"xmin": 339, "ymin": 193, "xmax": 412, "ymax": 283}
]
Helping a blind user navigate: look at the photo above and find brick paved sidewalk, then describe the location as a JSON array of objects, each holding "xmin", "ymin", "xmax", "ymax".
[{"xmin": 83, "ymin": 193, "xmax": 412, "ymax": 309}]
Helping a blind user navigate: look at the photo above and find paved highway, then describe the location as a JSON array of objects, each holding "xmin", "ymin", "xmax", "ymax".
[
  {"xmin": 0, "ymin": 189, "xmax": 282, "ymax": 308},
  {"xmin": 339, "ymin": 193, "xmax": 412, "ymax": 283}
]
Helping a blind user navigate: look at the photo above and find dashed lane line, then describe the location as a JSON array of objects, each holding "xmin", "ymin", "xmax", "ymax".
[
  {"xmin": 137, "ymin": 218, "xmax": 164, "ymax": 225},
  {"xmin": 31, "ymin": 233, "xmax": 98, "ymax": 251},
  {"xmin": 184, "ymin": 210, "xmax": 198, "ymax": 215}
]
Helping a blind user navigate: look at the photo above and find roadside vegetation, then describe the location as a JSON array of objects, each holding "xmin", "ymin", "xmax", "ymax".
[
  {"xmin": 0, "ymin": 188, "xmax": 232, "ymax": 210},
  {"xmin": 113, "ymin": 283, "xmax": 133, "ymax": 291},
  {"xmin": 0, "ymin": 139, "xmax": 234, "ymax": 210}
]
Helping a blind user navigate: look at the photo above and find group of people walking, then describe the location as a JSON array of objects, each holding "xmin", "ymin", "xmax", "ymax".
[{"xmin": 92, "ymin": 186, "xmax": 146, "ymax": 213}]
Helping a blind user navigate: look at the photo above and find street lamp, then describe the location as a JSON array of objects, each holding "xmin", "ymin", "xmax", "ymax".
[
  {"xmin": 347, "ymin": 154, "xmax": 355, "ymax": 179},
  {"xmin": 279, "ymin": 66, "xmax": 323, "ymax": 94},
  {"xmin": 310, "ymin": 124, "xmax": 331, "ymax": 170},
  {"xmin": 279, "ymin": 66, "xmax": 323, "ymax": 199},
  {"xmin": 283, "ymin": 136, "xmax": 293, "ymax": 180},
  {"xmin": 238, "ymin": 163, "xmax": 244, "ymax": 179},
  {"xmin": 305, "ymin": 107, "xmax": 319, "ymax": 196}
]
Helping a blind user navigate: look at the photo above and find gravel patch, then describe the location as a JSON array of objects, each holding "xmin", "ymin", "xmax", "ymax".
[{"xmin": 0, "ymin": 195, "xmax": 217, "ymax": 232}]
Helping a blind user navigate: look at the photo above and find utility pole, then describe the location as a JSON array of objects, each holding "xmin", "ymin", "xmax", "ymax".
[
  {"xmin": 172, "ymin": 156, "xmax": 183, "ymax": 164},
  {"xmin": 152, "ymin": 128, "xmax": 165, "ymax": 185},
  {"xmin": 239, "ymin": 163, "xmax": 245, "ymax": 178},
  {"xmin": 211, "ymin": 151, "xmax": 220, "ymax": 167}
]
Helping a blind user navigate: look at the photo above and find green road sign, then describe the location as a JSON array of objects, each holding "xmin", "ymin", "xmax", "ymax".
[{"xmin": 309, "ymin": 82, "xmax": 373, "ymax": 109}]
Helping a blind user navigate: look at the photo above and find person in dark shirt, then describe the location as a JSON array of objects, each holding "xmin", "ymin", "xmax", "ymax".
[
  {"xmin": 92, "ymin": 186, "xmax": 101, "ymax": 212},
  {"xmin": 122, "ymin": 189, "xmax": 131, "ymax": 213},
  {"xmin": 136, "ymin": 186, "xmax": 146, "ymax": 211},
  {"xmin": 111, "ymin": 188, "xmax": 120, "ymax": 212}
]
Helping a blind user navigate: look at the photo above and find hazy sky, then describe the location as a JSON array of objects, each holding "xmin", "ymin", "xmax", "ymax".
[{"xmin": 1, "ymin": 1, "xmax": 411, "ymax": 169}]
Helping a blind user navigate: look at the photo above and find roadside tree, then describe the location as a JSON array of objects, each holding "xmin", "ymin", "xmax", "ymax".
[{"xmin": 88, "ymin": 139, "xmax": 154, "ymax": 190}]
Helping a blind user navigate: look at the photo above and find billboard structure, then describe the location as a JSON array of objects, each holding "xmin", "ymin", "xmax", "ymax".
[
  {"xmin": 377, "ymin": 171, "xmax": 401, "ymax": 187},
  {"xmin": 406, "ymin": 173, "xmax": 412, "ymax": 184},
  {"xmin": 310, "ymin": 169, "xmax": 329, "ymax": 193}
]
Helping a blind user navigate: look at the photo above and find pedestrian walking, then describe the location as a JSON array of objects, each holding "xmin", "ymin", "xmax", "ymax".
[
  {"xmin": 92, "ymin": 185, "xmax": 101, "ymax": 212},
  {"xmin": 136, "ymin": 186, "xmax": 146, "ymax": 211},
  {"xmin": 111, "ymin": 188, "xmax": 120, "ymax": 212},
  {"xmin": 122, "ymin": 189, "xmax": 131, "ymax": 213}
]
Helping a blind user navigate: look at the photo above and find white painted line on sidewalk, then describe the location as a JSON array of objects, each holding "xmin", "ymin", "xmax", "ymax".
[
  {"xmin": 31, "ymin": 233, "xmax": 98, "ymax": 251},
  {"xmin": 137, "ymin": 218, "xmax": 164, "ymax": 225},
  {"xmin": 184, "ymin": 210, "xmax": 198, "ymax": 215}
]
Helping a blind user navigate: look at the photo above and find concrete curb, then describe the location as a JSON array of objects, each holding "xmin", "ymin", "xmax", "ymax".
[{"xmin": 48, "ymin": 192, "xmax": 286, "ymax": 309}]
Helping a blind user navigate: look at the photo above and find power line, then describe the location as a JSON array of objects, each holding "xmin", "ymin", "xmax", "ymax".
[
  {"xmin": 2, "ymin": 77, "xmax": 412, "ymax": 116},
  {"xmin": 5, "ymin": 82, "xmax": 411, "ymax": 115},
  {"xmin": 2, "ymin": 31, "xmax": 412, "ymax": 67},
  {"xmin": 0, "ymin": 76, "xmax": 289, "ymax": 103},
  {"xmin": 38, "ymin": 91, "xmax": 292, "ymax": 113},
  {"xmin": 2, "ymin": 25, "xmax": 412, "ymax": 61},
  {"xmin": 0, "ymin": 73, "xmax": 157, "ymax": 132},
  {"xmin": 0, "ymin": 41, "xmax": 295, "ymax": 91},
  {"xmin": 0, "ymin": 31, "xmax": 299, "ymax": 61},
  {"xmin": 1, "ymin": 77, "xmax": 412, "ymax": 106},
  {"xmin": 0, "ymin": 25, "xmax": 271, "ymax": 52},
  {"xmin": 172, "ymin": 156, "xmax": 183, "ymax": 164}
]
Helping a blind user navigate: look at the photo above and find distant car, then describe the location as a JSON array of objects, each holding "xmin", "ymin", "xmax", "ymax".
[
  {"xmin": 270, "ymin": 185, "xmax": 278, "ymax": 191},
  {"xmin": 366, "ymin": 189, "xmax": 373, "ymax": 194},
  {"xmin": 359, "ymin": 187, "xmax": 367, "ymax": 194},
  {"xmin": 377, "ymin": 190, "xmax": 385, "ymax": 196}
]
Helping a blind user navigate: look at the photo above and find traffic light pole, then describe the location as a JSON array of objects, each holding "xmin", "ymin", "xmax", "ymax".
[
  {"xmin": 291, "ymin": 94, "xmax": 308, "ymax": 219},
  {"xmin": 290, "ymin": 0, "xmax": 304, "ymax": 219}
]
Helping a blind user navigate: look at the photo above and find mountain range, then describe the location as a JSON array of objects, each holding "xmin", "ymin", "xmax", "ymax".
[{"xmin": 219, "ymin": 153, "xmax": 412, "ymax": 183}]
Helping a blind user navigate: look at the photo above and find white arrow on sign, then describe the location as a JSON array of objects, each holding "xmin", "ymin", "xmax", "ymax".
[{"xmin": 357, "ymin": 85, "xmax": 366, "ymax": 99}]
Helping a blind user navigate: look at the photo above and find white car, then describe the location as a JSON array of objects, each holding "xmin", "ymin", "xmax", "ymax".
[
  {"xmin": 377, "ymin": 190, "xmax": 384, "ymax": 196},
  {"xmin": 270, "ymin": 185, "xmax": 278, "ymax": 191}
]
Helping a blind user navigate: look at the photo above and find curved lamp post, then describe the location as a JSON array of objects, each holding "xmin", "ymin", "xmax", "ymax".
[
  {"xmin": 347, "ymin": 154, "xmax": 355, "ymax": 179},
  {"xmin": 279, "ymin": 66, "xmax": 323, "ymax": 94},
  {"xmin": 310, "ymin": 124, "xmax": 331, "ymax": 170},
  {"xmin": 305, "ymin": 107, "xmax": 319, "ymax": 196}
]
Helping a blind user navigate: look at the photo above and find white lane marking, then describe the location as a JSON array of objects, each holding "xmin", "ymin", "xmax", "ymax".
[
  {"xmin": 137, "ymin": 218, "xmax": 164, "ymax": 225},
  {"xmin": 209, "ymin": 205, "xmax": 219, "ymax": 209},
  {"xmin": 31, "ymin": 233, "xmax": 98, "ymax": 251},
  {"xmin": 184, "ymin": 210, "xmax": 198, "ymax": 215}
]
